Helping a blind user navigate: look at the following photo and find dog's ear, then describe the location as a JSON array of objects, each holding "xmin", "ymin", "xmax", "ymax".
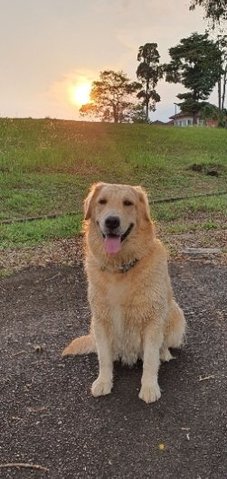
[
  {"xmin": 134, "ymin": 186, "xmax": 151, "ymax": 222},
  {"xmin": 84, "ymin": 182, "xmax": 104, "ymax": 220}
]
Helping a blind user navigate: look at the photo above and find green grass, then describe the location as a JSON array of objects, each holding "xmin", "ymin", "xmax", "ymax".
[
  {"xmin": 0, "ymin": 214, "xmax": 82, "ymax": 249},
  {"xmin": 0, "ymin": 118, "xmax": 227, "ymax": 248},
  {"xmin": 153, "ymin": 195, "xmax": 227, "ymax": 222}
]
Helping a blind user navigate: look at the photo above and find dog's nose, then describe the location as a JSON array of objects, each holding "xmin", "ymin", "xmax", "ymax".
[{"xmin": 105, "ymin": 216, "xmax": 120, "ymax": 230}]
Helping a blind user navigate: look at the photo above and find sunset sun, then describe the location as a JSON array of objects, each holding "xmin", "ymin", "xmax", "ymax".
[{"xmin": 71, "ymin": 82, "xmax": 91, "ymax": 106}]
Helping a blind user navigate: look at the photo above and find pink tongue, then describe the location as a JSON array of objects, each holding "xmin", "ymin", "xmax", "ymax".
[{"xmin": 104, "ymin": 236, "xmax": 121, "ymax": 255}]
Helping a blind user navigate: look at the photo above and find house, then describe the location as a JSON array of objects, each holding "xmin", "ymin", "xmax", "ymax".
[
  {"xmin": 169, "ymin": 112, "xmax": 204, "ymax": 127},
  {"xmin": 151, "ymin": 120, "xmax": 165, "ymax": 125},
  {"xmin": 205, "ymin": 118, "xmax": 219, "ymax": 128}
]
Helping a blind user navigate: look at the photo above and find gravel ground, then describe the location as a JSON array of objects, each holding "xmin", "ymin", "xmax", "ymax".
[
  {"xmin": 0, "ymin": 260, "xmax": 226, "ymax": 479},
  {"xmin": 0, "ymin": 228, "xmax": 226, "ymax": 278}
]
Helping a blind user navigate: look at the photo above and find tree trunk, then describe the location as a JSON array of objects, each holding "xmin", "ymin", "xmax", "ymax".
[
  {"xmin": 145, "ymin": 101, "xmax": 149, "ymax": 123},
  {"xmin": 113, "ymin": 104, "xmax": 118, "ymax": 123},
  {"xmin": 145, "ymin": 79, "xmax": 149, "ymax": 123},
  {"xmin": 192, "ymin": 111, "xmax": 197, "ymax": 125},
  {"xmin": 192, "ymin": 91, "xmax": 198, "ymax": 125},
  {"xmin": 221, "ymin": 67, "xmax": 227, "ymax": 110},
  {"xmin": 218, "ymin": 78, "xmax": 222, "ymax": 110}
]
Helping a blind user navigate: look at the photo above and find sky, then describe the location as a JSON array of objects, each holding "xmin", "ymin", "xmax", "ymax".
[{"xmin": 0, "ymin": 0, "xmax": 217, "ymax": 122}]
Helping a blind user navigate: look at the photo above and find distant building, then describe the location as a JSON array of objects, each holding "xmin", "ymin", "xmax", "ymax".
[
  {"xmin": 151, "ymin": 120, "xmax": 165, "ymax": 125},
  {"xmin": 205, "ymin": 118, "xmax": 219, "ymax": 128},
  {"xmin": 169, "ymin": 111, "xmax": 219, "ymax": 127},
  {"xmin": 169, "ymin": 112, "xmax": 204, "ymax": 127},
  {"xmin": 150, "ymin": 120, "xmax": 174, "ymax": 126}
]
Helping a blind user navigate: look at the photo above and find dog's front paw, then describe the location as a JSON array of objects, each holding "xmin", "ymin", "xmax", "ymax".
[
  {"xmin": 139, "ymin": 382, "xmax": 161, "ymax": 404},
  {"xmin": 91, "ymin": 377, "xmax": 113, "ymax": 397}
]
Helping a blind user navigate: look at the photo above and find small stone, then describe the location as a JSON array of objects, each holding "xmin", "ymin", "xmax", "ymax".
[{"xmin": 33, "ymin": 344, "xmax": 44, "ymax": 354}]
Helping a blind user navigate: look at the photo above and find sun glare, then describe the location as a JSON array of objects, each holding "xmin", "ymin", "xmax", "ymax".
[{"xmin": 71, "ymin": 82, "xmax": 91, "ymax": 106}]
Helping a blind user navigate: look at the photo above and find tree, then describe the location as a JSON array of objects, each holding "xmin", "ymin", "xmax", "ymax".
[
  {"xmin": 136, "ymin": 43, "xmax": 162, "ymax": 122},
  {"xmin": 164, "ymin": 33, "xmax": 222, "ymax": 123},
  {"xmin": 216, "ymin": 34, "xmax": 227, "ymax": 110},
  {"xmin": 130, "ymin": 104, "xmax": 147, "ymax": 123},
  {"xmin": 189, "ymin": 0, "xmax": 227, "ymax": 25},
  {"xmin": 79, "ymin": 70, "xmax": 141, "ymax": 123}
]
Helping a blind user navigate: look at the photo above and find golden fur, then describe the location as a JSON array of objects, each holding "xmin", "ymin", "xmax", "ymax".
[{"xmin": 62, "ymin": 183, "xmax": 186, "ymax": 403}]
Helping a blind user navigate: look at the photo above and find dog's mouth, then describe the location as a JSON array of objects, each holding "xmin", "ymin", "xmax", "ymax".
[{"xmin": 102, "ymin": 223, "xmax": 134, "ymax": 255}]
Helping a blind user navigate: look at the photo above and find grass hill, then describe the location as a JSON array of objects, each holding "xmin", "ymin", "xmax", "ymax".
[{"xmin": 0, "ymin": 118, "xmax": 226, "ymax": 248}]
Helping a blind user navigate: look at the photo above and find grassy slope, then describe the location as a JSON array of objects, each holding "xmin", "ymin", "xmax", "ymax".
[{"xmin": 0, "ymin": 118, "xmax": 226, "ymax": 248}]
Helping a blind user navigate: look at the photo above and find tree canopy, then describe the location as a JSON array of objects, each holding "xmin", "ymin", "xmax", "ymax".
[
  {"xmin": 164, "ymin": 32, "xmax": 222, "ymax": 122},
  {"xmin": 189, "ymin": 0, "xmax": 227, "ymax": 24},
  {"xmin": 136, "ymin": 43, "xmax": 162, "ymax": 122},
  {"xmin": 80, "ymin": 70, "xmax": 141, "ymax": 123}
]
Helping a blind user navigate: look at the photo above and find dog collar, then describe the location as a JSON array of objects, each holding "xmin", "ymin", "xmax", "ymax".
[{"xmin": 101, "ymin": 258, "xmax": 139, "ymax": 274}]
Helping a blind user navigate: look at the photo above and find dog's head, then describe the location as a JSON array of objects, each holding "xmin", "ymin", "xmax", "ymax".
[{"xmin": 84, "ymin": 182, "xmax": 153, "ymax": 255}]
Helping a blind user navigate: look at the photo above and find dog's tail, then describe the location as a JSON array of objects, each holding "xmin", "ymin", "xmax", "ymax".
[{"xmin": 62, "ymin": 334, "xmax": 96, "ymax": 357}]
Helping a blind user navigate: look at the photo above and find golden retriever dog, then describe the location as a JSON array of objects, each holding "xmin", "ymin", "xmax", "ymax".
[{"xmin": 62, "ymin": 183, "xmax": 186, "ymax": 403}]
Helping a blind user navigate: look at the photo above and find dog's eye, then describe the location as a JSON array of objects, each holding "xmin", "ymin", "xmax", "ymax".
[
  {"xmin": 123, "ymin": 199, "xmax": 134, "ymax": 206},
  {"xmin": 98, "ymin": 198, "xmax": 107, "ymax": 205}
]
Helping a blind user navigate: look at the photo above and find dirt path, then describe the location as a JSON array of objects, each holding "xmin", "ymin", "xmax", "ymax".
[{"xmin": 0, "ymin": 261, "xmax": 226, "ymax": 478}]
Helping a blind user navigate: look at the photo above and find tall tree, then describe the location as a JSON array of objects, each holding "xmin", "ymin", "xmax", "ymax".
[
  {"xmin": 80, "ymin": 70, "xmax": 141, "ymax": 123},
  {"xmin": 136, "ymin": 43, "xmax": 162, "ymax": 122},
  {"xmin": 216, "ymin": 34, "xmax": 227, "ymax": 110},
  {"xmin": 189, "ymin": 0, "xmax": 227, "ymax": 25},
  {"xmin": 130, "ymin": 104, "xmax": 147, "ymax": 123},
  {"xmin": 164, "ymin": 33, "xmax": 222, "ymax": 123}
]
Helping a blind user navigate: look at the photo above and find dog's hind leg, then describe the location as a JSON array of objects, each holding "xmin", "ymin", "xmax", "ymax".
[
  {"xmin": 62, "ymin": 333, "xmax": 96, "ymax": 356},
  {"xmin": 160, "ymin": 300, "xmax": 186, "ymax": 362}
]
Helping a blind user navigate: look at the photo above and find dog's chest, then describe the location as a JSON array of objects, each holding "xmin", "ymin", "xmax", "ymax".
[
  {"xmin": 111, "ymin": 304, "xmax": 124, "ymax": 340},
  {"xmin": 106, "ymin": 282, "xmax": 142, "ymax": 364},
  {"xmin": 106, "ymin": 282, "xmax": 125, "ymax": 327}
]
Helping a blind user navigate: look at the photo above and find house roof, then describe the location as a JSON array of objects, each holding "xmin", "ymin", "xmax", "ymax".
[
  {"xmin": 151, "ymin": 120, "xmax": 165, "ymax": 125},
  {"xmin": 169, "ymin": 112, "xmax": 200, "ymax": 120}
]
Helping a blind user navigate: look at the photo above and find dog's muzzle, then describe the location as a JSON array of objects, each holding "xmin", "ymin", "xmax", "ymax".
[{"xmin": 101, "ymin": 217, "xmax": 134, "ymax": 255}]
